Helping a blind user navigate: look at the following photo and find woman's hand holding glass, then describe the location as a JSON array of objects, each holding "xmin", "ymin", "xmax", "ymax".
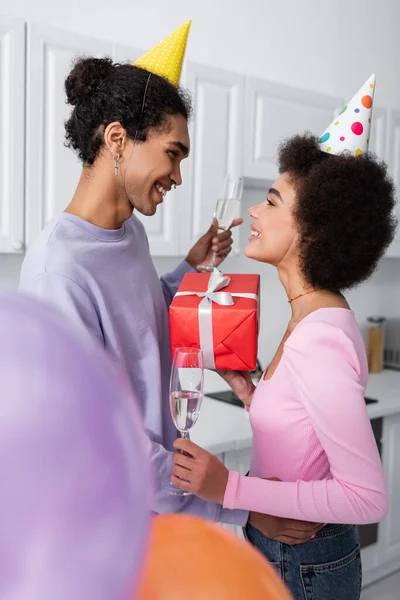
[{"xmin": 172, "ymin": 437, "xmax": 229, "ymax": 504}]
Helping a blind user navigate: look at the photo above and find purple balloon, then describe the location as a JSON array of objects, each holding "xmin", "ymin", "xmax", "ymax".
[{"xmin": 0, "ymin": 293, "xmax": 153, "ymax": 600}]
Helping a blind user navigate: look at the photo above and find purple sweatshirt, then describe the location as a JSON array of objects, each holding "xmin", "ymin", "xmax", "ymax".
[{"xmin": 20, "ymin": 212, "xmax": 247, "ymax": 526}]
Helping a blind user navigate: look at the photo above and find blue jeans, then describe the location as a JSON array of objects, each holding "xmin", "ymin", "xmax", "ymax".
[{"xmin": 244, "ymin": 522, "xmax": 362, "ymax": 600}]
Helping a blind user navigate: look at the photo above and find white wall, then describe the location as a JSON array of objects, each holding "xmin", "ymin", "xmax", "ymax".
[
  {"xmin": 2, "ymin": 0, "xmax": 400, "ymax": 109},
  {"xmin": 0, "ymin": 0, "xmax": 399, "ymax": 364}
]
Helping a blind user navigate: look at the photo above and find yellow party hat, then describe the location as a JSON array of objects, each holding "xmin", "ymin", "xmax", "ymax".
[{"xmin": 133, "ymin": 20, "xmax": 191, "ymax": 87}]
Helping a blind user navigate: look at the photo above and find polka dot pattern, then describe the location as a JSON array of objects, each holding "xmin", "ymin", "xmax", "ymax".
[
  {"xmin": 133, "ymin": 20, "xmax": 191, "ymax": 87},
  {"xmin": 319, "ymin": 132, "xmax": 330, "ymax": 143},
  {"xmin": 351, "ymin": 122, "xmax": 364, "ymax": 135},
  {"xmin": 362, "ymin": 95, "xmax": 373, "ymax": 108},
  {"xmin": 318, "ymin": 74, "xmax": 375, "ymax": 157}
]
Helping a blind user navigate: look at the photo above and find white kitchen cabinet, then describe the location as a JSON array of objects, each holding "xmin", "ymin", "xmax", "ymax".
[
  {"xmin": 25, "ymin": 24, "xmax": 113, "ymax": 247},
  {"xmin": 178, "ymin": 62, "xmax": 245, "ymax": 256},
  {"xmin": 244, "ymin": 77, "xmax": 343, "ymax": 181},
  {"xmin": 385, "ymin": 109, "xmax": 400, "ymax": 258},
  {"xmin": 361, "ymin": 412, "xmax": 400, "ymax": 586},
  {"xmin": 0, "ymin": 16, "xmax": 25, "ymax": 253},
  {"xmin": 379, "ymin": 413, "xmax": 400, "ymax": 567}
]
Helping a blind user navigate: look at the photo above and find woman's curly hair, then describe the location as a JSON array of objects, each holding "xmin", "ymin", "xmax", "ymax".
[
  {"xmin": 278, "ymin": 134, "xmax": 397, "ymax": 291},
  {"xmin": 64, "ymin": 56, "xmax": 192, "ymax": 165}
]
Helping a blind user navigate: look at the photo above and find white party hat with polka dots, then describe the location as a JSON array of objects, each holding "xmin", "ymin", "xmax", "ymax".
[
  {"xmin": 319, "ymin": 74, "xmax": 376, "ymax": 157},
  {"xmin": 133, "ymin": 20, "xmax": 191, "ymax": 87}
]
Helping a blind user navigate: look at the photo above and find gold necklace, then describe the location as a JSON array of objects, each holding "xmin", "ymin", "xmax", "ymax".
[{"xmin": 288, "ymin": 289, "xmax": 319, "ymax": 304}]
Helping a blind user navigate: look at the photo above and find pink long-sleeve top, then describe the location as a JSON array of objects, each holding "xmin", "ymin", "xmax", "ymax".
[{"xmin": 223, "ymin": 308, "xmax": 388, "ymax": 525}]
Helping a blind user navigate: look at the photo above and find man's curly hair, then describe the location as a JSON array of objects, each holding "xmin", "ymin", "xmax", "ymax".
[
  {"xmin": 64, "ymin": 56, "xmax": 192, "ymax": 165},
  {"xmin": 278, "ymin": 134, "xmax": 397, "ymax": 291}
]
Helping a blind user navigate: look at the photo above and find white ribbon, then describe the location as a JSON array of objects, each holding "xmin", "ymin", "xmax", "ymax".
[{"xmin": 175, "ymin": 268, "xmax": 258, "ymax": 369}]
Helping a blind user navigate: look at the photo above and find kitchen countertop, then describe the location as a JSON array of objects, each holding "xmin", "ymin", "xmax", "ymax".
[
  {"xmin": 191, "ymin": 369, "xmax": 400, "ymax": 454},
  {"xmin": 364, "ymin": 369, "xmax": 400, "ymax": 418}
]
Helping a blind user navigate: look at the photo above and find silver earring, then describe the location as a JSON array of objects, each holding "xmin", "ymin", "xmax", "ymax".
[{"xmin": 114, "ymin": 153, "xmax": 120, "ymax": 177}]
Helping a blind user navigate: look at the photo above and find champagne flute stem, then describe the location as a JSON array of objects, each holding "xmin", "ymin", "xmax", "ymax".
[
  {"xmin": 179, "ymin": 430, "xmax": 191, "ymax": 456},
  {"xmin": 212, "ymin": 224, "xmax": 232, "ymax": 267}
]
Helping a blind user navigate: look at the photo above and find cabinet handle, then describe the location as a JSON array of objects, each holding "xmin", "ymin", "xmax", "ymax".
[{"xmin": 12, "ymin": 240, "xmax": 24, "ymax": 251}]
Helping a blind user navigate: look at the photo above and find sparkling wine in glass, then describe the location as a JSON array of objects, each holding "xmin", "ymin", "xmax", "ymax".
[
  {"xmin": 198, "ymin": 175, "xmax": 244, "ymax": 273},
  {"xmin": 169, "ymin": 347, "xmax": 204, "ymax": 496}
]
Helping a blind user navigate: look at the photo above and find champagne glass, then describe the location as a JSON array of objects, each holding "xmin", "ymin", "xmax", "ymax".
[
  {"xmin": 198, "ymin": 175, "xmax": 244, "ymax": 273},
  {"xmin": 169, "ymin": 347, "xmax": 204, "ymax": 496}
]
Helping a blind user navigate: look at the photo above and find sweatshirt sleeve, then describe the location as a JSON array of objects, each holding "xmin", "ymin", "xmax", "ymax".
[
  {"xmin": 223, "ymin": 322, "xmax": 388, "ymax": 525},
  {"xmin": 160, "ymin": 261, "xmax": 195, "ymax": 306}
]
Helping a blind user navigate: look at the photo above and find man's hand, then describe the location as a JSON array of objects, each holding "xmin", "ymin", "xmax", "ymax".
[
  {"xmin": 248, "ymin": 478, "xmax": 324, "ymax": 544},
  {"xmin": 185, "ymin": 217, "xmax": 243, "ymax": 270},
  {"xmin": 249, "ymin": 512, "xmax": 324, "ymax": 545}
]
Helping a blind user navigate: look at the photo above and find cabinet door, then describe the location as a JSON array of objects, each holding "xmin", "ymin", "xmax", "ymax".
[
  {"xmin": 385, "ymin": 110, "xmax": 400, "ymax": 258},
  {"xmin": 179, "ymin": 63, "xmax": 244, "ymax": 256},
  {"xmin": 0, "ymin": 16, "xmax": 25, "ymax": 253},
  {"xmin": 380, "ymin": 413, "xmax": 400, "ymax": 564},
  {"xmin": 25, "ymin": 24, "xmax": 113, "ymax": 247},
  {"xmin": 244, "ymin": 77, "xmax": 343, "ymax": 181}
]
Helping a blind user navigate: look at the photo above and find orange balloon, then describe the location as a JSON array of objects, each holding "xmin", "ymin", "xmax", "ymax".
[{"xmin": 136, "ymin": 514, "xmax": 293, "ymax": 600}]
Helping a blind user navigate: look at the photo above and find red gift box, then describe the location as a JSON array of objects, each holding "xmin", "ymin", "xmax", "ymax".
[{"xmin": 169, "ymin": 270, "xmax": 260, "ymax": 370}]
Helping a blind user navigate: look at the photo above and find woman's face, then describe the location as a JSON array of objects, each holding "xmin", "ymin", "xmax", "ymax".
[
  {"xmin": 245, "ymin": 172, "xmax": 299, "ymax": 266},
  {"xmin": 122, "ymin": 114, "xmax": 190, "ymax": 216}
]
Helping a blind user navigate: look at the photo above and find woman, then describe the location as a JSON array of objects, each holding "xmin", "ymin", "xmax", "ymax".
[
  {"xmin": 19, "ymin": 51, "xmax": 250, "ymax": 526},
  {"xmin": 171, "ymin": 108, "xmax": 396, "ymax": 595}
]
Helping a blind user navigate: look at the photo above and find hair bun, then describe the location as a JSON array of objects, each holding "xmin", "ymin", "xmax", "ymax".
[{"xmin": 65, "ymin": 56, "xmax": 114, "ymax": 106}]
